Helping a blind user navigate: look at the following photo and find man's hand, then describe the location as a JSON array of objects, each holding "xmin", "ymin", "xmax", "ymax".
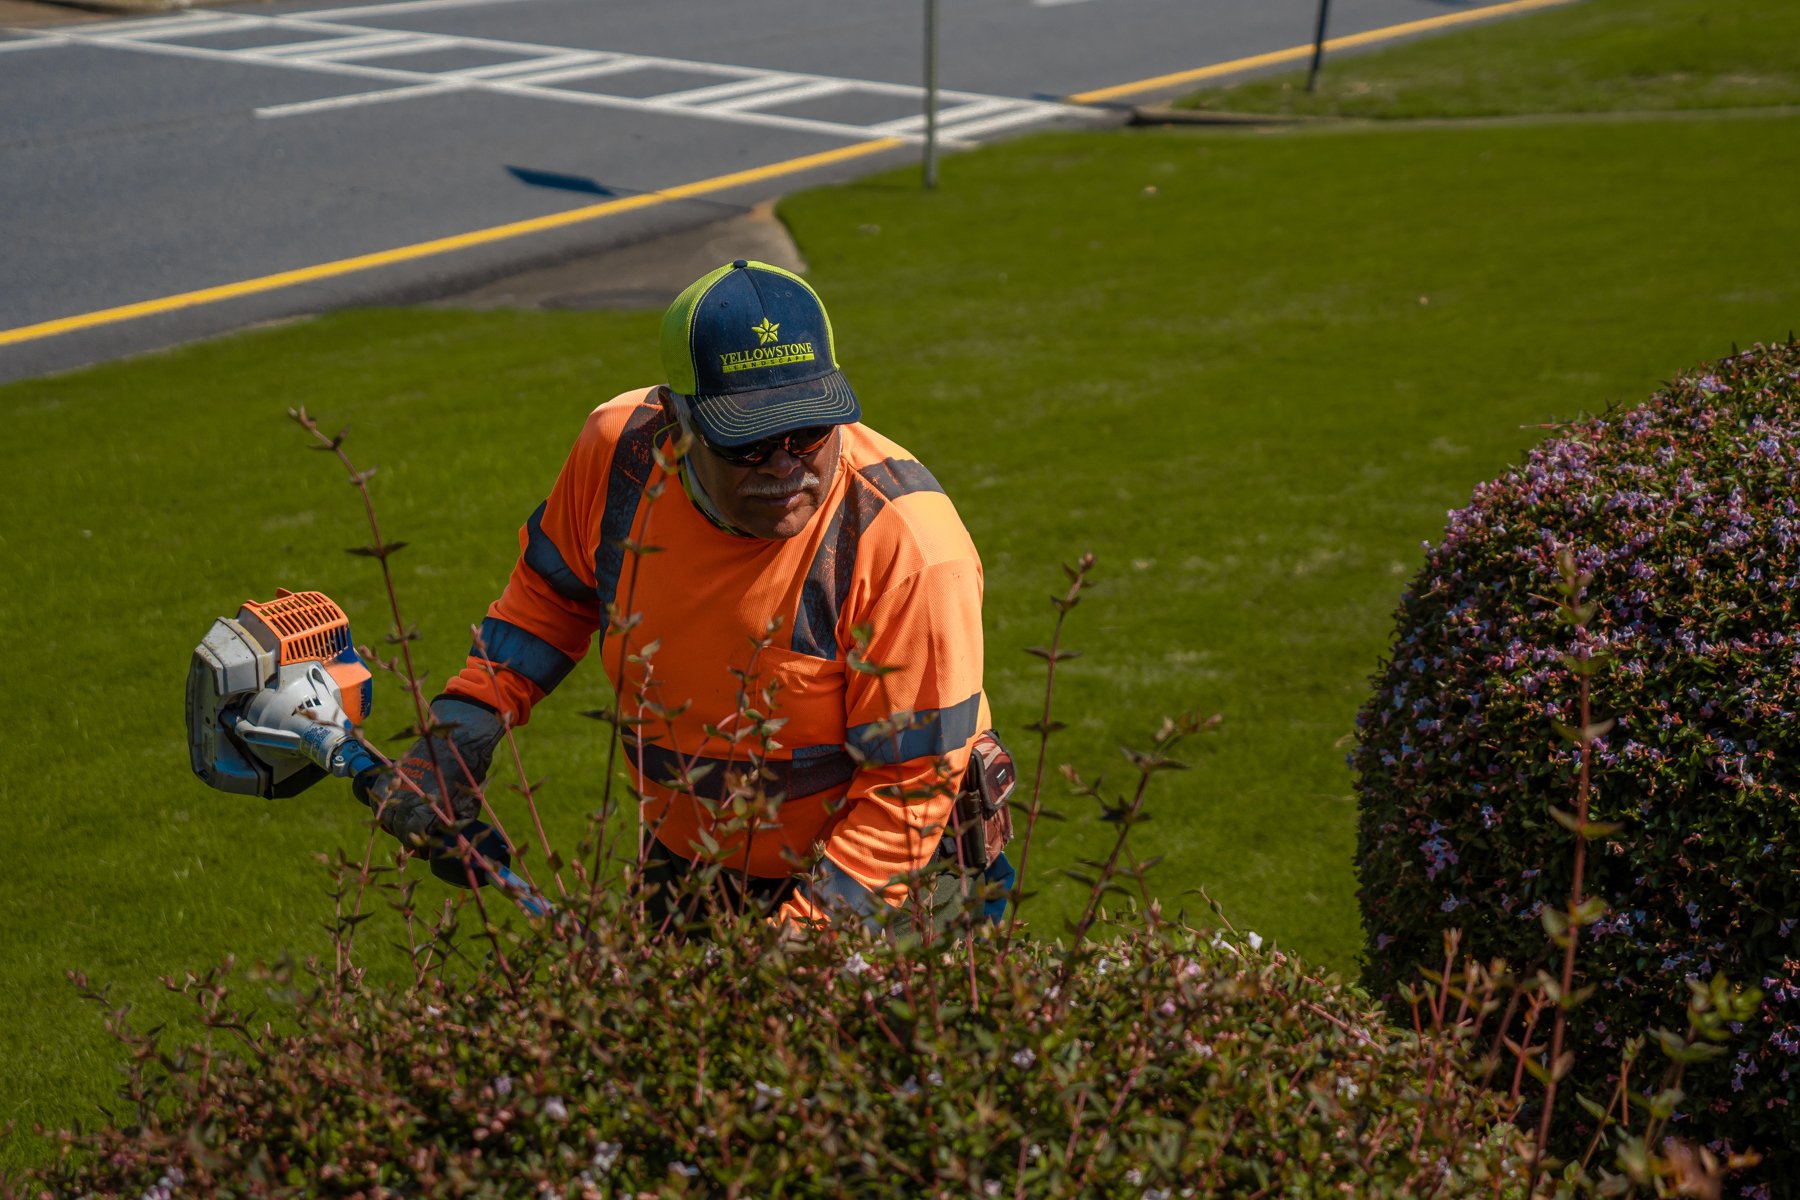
[{"xmin": 353, "ymin": 697, "xmax": 505, "ymax": 845}]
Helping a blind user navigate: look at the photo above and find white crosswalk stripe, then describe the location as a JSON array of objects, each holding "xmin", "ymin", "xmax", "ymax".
[
  {"xmin": 704, "ymin": 80, "xmax": 849, "ymax": 114},
  {"xmin": 455, "ymin": 51, "xmax": 611, "ymax": 80},
  {"xmin": 21, "ymin": 10, "xmax": 1100, "ymax": 145},
  {"xmin": 873, "ymin": 98, "xmax": 1023, "ymax": 136},
  {"xmin": 254, "ymin": 81, "xmax": 464, "ymax": 118},
  {"xmin": 252, "ymin": 31, "xmax": 422, "ymax": 58},
  {"xmin": 306, "ymin": 35, "xmax": 460, "ymax": 62},
  {"xmin": 484, "ymin": 58, "xmax": 644, "ymax": 89},
  {"xmin": 651, "ymin": 75, "xmax": 810, "ymax": 108}
]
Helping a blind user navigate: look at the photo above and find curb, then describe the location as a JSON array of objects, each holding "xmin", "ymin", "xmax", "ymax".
[
  {"xmin": 1129, "ymin": 104, "xmax": 1800, "ymax": 131},
  {"xmin": 1128, "ymin": 105, "xmax": 1325, "ymax": 127}
]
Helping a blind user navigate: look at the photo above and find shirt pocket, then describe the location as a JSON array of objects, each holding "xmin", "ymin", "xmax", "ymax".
[{"xmin": 752, "ymin": 646, "xmax": 849, "ymax": 754}]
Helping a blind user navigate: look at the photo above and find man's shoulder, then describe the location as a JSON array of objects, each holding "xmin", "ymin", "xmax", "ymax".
[
  {"xmin": 562, "ymin": 387, "xmax": 667, "ymax": 468},
  {"xmin": 839, "ymin": 425, "xmax": 943, "ymax": 495},
  {"xmin": 581, "ymin": 386, "xmax": 665, "ymax": 440},
  {"xmin": 837, "ymin": 425, "xmax": 977, "ymax": 572}
]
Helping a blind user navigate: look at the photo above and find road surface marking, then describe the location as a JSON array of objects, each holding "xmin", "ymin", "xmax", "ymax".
[
  {"xmin": 1070, "ymin": 0, "xmax": 1582, "ymax": 103},
  {"xmin": 457, "ymin": 51, "xmax": 607, "ymax": 80},
  {"xmin": 305, "ymin": 34, "xmax": 461, "ymax": 61},
  {"xmin": 482, "ymin": 57, "xmax": 640, "ymax": 88},
  {"xmin": 254, "ymin": 31, "xmax": 424, "ymax": 57},
  {"xmin": 0, "ymin": 138, "xmax": 906, "ymax": 350},
  {"xmin": 873, "ymin": 96, "xmax": 1017, "ymax": 136},
  {"xmin": 254, "ymin": 80, "xmax": 464, "ymax": 118},
  {"xmin": 705, "ymin": 79, "xmax": 849, "ymax": 113},
  {"xmin": 29, "ymin": 13, "xmax": 1090, "ymax": 145},
  {"xmin": 652, "ymin": 74, "xmax": 809, "ymax": 107},
  {"xmin": 931, "ymin": 104, "xmax": 1082, "ymax": 140}
]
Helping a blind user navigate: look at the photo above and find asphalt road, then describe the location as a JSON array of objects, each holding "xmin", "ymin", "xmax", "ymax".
[{"xmin": 0, "ymin": 0, "xmax": 1543, "ymax": 384}]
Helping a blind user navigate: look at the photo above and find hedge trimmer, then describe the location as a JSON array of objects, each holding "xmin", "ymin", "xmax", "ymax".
[{"xmin": 185, "ymin": 589, "xmax": 556, "ymax": 919}]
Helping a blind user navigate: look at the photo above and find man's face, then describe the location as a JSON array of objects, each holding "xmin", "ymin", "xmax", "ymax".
[{"xmin": 689, "ymin": 427, "xmax": 842, "ymax": 540}]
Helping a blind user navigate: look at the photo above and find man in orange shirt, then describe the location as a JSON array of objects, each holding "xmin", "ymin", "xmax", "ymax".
[{"xmin": 364, "ymin": 260, "xmax": 1011, "ymax": 930}]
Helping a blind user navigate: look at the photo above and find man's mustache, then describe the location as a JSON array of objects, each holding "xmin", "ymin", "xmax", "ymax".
[{"xmin": 740, "ymin": 471, "xmax": 820, "ymax": 498}]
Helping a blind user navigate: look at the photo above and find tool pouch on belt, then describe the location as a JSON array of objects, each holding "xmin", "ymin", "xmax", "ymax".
[{"xmin": 950, "ymin": 730, "xmax": 1017, "ymax": 869}]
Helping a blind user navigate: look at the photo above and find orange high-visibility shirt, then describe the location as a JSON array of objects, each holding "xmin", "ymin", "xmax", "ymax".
[{"xmin": 444, "ymin": 387, "xmax": 989, "ymax": 923}]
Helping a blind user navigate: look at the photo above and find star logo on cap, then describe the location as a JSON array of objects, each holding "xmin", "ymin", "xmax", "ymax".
[{"xmin": 752, "ymin": 318, "xmax": 780, "ymax": 346}]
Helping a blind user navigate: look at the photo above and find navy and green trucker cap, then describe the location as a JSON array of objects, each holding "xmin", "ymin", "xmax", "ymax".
[{"xmin": 660, "ymin": 259, "xmax": 860, "ymax": 448}]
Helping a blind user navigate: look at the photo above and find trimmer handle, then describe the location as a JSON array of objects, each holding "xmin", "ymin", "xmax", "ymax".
[
  {"xmin": 428, "ymin": 820, "xmax": 513, "ymax": 890},
  {"xmin": 432, "ymin": 821, "xmax": 557, "ymax": 919},
  {"xmin": 339, "ymin": 739, "xmax": 379, "ymax": 780},
  {"xmin": 350, "ymin": 773, "xmax": 554, "ymax": 920}
]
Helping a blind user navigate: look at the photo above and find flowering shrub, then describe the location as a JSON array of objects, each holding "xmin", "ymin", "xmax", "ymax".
[
  {"xmin": 25, "ymin": 900, "xmax": 1527, "ymax": 1197},
  {"xmin": 1354, "ymin": 340, "xmax": 1800, "ymax": 1179}
]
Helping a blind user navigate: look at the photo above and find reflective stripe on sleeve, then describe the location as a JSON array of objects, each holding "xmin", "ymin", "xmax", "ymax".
[
  {"xmin": 523, "ymin": 501, "xmax": 600, "ymax": 608},
  {"xmin": 471, "ymin": 616, "xmax": 578, "ymax": 694},
  {"xmin": 846, "ymin": 691, "xmax": 983, "ymax": 764},
  {"xmin": 799, "ymin": 855, "xmax": 884, "ymax": 930}
]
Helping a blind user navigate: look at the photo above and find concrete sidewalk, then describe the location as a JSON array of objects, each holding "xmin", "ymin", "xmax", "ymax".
[
  {"xmin": 435, "ymin": 202, "xmax": 809, "ymax": 313},
  {"xmin": 0, "ymin": 0, "xmax": 107, "ymax": 25}
]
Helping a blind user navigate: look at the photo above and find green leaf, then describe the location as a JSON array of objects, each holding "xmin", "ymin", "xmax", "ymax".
[
  {"xmin": 1576, "ymin": 1093, "xmax": 1610, "ymax": 1123},
  {"xmin": 1559, "ymin": 983, "xmax": 1597, "ymax": 1010},
  {"xmin": 1651, "ymin": 1028, "xmax": 1725, "ymax": 1064},
  {"xmin": 1557, "ymin": 600, "xmax": 1600, "ymax": 626},
  {"xmin": 1551, "ymin": 718, "xmax": 1615, "ymax": 744}
]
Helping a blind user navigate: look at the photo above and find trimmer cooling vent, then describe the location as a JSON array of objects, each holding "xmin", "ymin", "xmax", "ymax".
[{"xmin": 243, "ymin": 591, "xmax": 353, "ymax": 664}]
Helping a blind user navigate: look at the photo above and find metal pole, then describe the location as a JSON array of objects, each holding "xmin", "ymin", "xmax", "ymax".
[
  {"xmin": 1307, "ymin": 0, "xmax": 1331, "ymax": 93},
  {"xmin": 923, "ymin": 0, "xmax": 939, "ymax": 189}
]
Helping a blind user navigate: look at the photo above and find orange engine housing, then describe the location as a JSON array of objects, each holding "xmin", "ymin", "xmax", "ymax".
[{"xmin": 238, "ymin": 589, "xmax": 372, "ymax": 725}]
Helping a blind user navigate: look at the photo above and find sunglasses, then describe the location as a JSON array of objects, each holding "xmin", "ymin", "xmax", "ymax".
[{"xmin": 701, "ymin": 425, "xmax": 835, "ymax": 467}]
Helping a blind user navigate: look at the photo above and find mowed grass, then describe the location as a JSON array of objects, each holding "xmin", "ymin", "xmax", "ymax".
[
  {"xmin": 1179, "ymin": 0, "xmax": 1800, "ymax": 118},
  {"xmin": 4, "ymin": 111, "xmax": 1799, "ymax": 1169}
]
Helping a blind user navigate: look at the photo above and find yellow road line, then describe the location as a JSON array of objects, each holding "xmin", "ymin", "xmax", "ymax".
[
  {"xmin": 0, "ymin": 137, "xmax": 905, "ymax": 350},
  {"xmin": 1068, "ymin": 0, "xmax": 1581, "ymax": 104}
]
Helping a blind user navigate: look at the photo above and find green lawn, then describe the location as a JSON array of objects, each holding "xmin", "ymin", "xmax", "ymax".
[
  {"xmin": 5, "ymin": 81, "xmax": 1799, "ymax": 1179},
  {"xmin": 1179, "ymin": 0, "xmax": 1800, "ymax": 118}
]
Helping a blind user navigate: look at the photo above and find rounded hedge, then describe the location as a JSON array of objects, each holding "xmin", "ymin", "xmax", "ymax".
[{"xmin": 1354, "ymin": 340, "xmax": 1800, "ymax": 1176}]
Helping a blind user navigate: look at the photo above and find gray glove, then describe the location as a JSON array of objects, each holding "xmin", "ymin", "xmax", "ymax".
[{"xmin": 354, "ymin": 697, "xmax": 505, "ymax": 845}]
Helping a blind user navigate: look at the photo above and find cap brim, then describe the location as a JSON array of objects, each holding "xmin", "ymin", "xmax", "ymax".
[{"xmin": 688, "ymin": 368, "xmax": 860, "ymax": 447}]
